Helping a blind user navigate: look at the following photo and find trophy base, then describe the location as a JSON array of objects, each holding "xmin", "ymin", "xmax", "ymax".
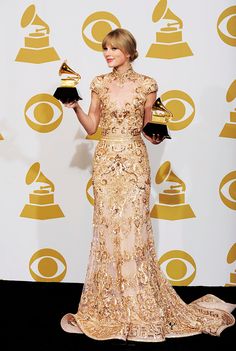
[
  {"xmin": 143, "ymin": 122, "xmax": 171, "ymax": 139},
  {"xmin": 20, "ymin": 204, "xmax": 65, "ymax": 220},
  {"xmin": 53, "ymin": 87, "xmax": 82, "ymax": 104},
  {"xmin": 150, "ymin": 203, "xmax": 196, "ymax": 220},
  {"xmin": 219, "ymin": 123, "xmax": 236, "ymax": 139},
  {"xmin": 15, "ymin": 47, "xmax": 60, "ymax": 64},
  {"xmin": 146, "ymin": 42, "xmax": 193, "ymax": 59}
]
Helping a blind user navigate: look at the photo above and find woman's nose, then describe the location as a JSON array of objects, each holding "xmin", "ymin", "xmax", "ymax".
[{"xmin": 105, "ymin": 48, "xmax": 112, "ymax": 56}]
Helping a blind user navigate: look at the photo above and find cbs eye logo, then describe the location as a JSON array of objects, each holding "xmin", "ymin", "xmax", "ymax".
[
  {"xmin": 158, "ymin": 250, "xmax": 196, "ymax": 286},
  {"xmin": 161, "ymin": 90, "xmax": 195, "ymax": 131},
  {"xmin": 86, "ymin": 177, "xmax": 94, "ymax": 206},
  {"xmin": 24, "ymin": 94, "xmax": 63, "ymax": 133},
  {"xmin": 217, "ymin": 6, "xmax": 236, "ymax": 46},
  {"xmin": 82, "ymin": 12, "xmax": 121, "ymax": 51},
  {"xmin": 219, "ymin": 171, "xmax": 236, "ymax": 210},
  {"xmin": 29, "ymin": 248, "xmax": 67, "ymax": 282}
]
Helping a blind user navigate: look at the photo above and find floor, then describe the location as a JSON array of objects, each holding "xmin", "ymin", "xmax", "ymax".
[{"xmin": 2, "ymin": 280, "xmax": 235, "ymax": 350}]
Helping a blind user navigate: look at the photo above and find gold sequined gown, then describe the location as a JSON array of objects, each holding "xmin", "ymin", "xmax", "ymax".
[{"xmin": 61, "ymin": 66, "xmax": 236, "ymax": 342}]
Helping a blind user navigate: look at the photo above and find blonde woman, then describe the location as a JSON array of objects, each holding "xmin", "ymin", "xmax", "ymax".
[{"xmin": 61, "ymin": 28, "xmax": 235, "ymax": 343}]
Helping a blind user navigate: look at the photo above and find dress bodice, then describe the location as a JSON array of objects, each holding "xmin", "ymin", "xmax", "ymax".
[{"xmin": 90, "ymin": 66, "xmax": 158, "ymax": 137}]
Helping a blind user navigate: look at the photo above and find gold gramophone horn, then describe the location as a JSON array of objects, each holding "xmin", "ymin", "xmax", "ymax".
[
  {"xmin": 227, "ymin": 244, "xmax": 236, "ymax": 264},
  {"xmin": 152, "ymin": 97, "xmax": 173, "ymax": 119},
  {"xmin": 25, "ymin": 162, "xmax": 55, "ymax": 192},
  {"xmin": 226, "ymin": 80, "xmax": 236, "ymax": 102},
  {"xmin": 59, "ymin": 60, "xmax": 81, "ymax": 79},
  {"xmin": 21, "ymin": 4, "xmax": 49, "ymax": 34},
  {"xmin": 156, "ymin": 161, "xmax": 186, "ymax": 191}
]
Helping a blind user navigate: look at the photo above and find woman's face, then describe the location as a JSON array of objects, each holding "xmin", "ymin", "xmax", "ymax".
[{"xmin": 103, "ymin": 44, "xmax": 130, "ymax": 68}]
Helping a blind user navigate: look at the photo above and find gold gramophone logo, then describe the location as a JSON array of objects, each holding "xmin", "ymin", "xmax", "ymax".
[
  {"xmin": 20, "ymin": 162, "xmax": 64, "ymax": 220},
  {"xmin": 217, "ymin": 6, "xmax": 236, "ymax": 47},
  {"xmin": 151, "ymin": 161, "xmax": 195, "ymax": 220},
  {"xmin": 219, "ymin": 170, "xmax": 236, "ymax": 210},
  {"xmin": 161, "ymin": 90, "xmax": 195, "ymax": 131},
  {"xmin": 0, "ymin": 133, "xmax": 4, "ymax": 140},
  {"xmin": 146, "ymin": 0, "xmax": 193, "ymax": 59},
  {"xmin": 225, "ymin": 243, "xmax": 236, "ymax": 287},
  {"xmin": 29, "ymin": 248, "xmax": 67, "ymax": 282},
  {"xmin": 219, "ymin": 80, "xmax": 236, "ymax": 139},
  {"xmin": 24, "ymin": 93, "xmax": 63, "ymax": 133},
  {"xmin": 15, "ymin": 4, "xmax": 60, "ymax": 63},
  {"xmin": 158, "ymin": 250, "xmax": 196, "ymax": 286},
  {"xmin": 82, "ymin": 12, "xmax": 121, "ymax": 51}
]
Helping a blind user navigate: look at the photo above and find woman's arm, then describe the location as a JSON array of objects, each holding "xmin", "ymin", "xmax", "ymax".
[
  {"xmin": 64, "ymin": 91, "xmax": 101, "ymax": 135},
  {"xmin": 142, "ymin": 91, "xmax": 163, "ymax": 144}
]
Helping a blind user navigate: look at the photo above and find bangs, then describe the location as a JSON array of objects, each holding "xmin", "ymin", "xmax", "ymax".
[{"xmin": 102, "ymin": 33, "xmax": 125, "ymax": 51}]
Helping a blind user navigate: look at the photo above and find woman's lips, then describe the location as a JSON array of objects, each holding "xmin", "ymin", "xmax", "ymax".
[{"xmin": 106, "ymin": 58, "xmax": 114, "ymax": 63}]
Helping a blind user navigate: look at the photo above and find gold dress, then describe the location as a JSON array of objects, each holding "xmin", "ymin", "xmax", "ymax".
[{"xmin": 61, "ymin": 66, "xmax": 236, "ymax": 342}]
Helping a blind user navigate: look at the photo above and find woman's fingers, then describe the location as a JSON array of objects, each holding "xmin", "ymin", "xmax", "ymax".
[
  {"xmin": 142, "ymin": 131, "xmax": 163, "ymax": 144},
  {"xmin": 152, "ymin": 133, "xmax": 161, "ymax": 142},
  {"xmin": 64, "ymin": 101, "xmax": 78, "ymax": 108},
  {"xmin": 152, "ymin": 133, "xmax": 164, "ymax": 144}
]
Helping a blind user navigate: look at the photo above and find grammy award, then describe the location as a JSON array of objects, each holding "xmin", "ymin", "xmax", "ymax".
[
  {"xmin": 142, "ymin": 97, "xmax": 173, "ymax": 140},
  {"xmin": 53, "ymin": 60, "xmax": 82, "ymax": 104}
]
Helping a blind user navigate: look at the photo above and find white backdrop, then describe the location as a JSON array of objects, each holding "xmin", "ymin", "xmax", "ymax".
[{"xmin": 0, "ymin": 0, "xmax": 235, "ymax": 286}]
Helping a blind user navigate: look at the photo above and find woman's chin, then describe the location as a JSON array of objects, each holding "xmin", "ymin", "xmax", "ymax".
[{"xmin": 107, "ymin": 62, "xmax": 115, "ymax": 68}]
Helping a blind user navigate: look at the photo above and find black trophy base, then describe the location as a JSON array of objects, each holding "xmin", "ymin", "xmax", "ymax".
[
  {"xmin": 53, "ymin": 87, "xmax": 82, "ymax": 104},
  {"xmin": 143, "ymin": 122, "xmax": 171, "ymax": 140}
]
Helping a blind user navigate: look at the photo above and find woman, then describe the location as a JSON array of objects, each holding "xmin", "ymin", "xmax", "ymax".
[{"xmin": 61, "ymin": 28, "xmax": 235, "ymax": 342}]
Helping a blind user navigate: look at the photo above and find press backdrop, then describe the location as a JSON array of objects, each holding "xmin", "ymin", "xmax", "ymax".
[{"xmin": 0, "ymin": 0, "xmax": 235, "ymax": 286}]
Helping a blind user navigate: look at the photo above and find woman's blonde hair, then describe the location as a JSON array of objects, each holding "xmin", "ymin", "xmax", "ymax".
[{"xmin": 102, "ymin": 28, "xmax": 138, "ymax": 62}]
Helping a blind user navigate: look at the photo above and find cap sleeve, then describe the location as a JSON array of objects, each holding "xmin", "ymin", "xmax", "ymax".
[
  {"xmin": 90, "ymin": 76, "xmax": 101, "ymax": 95},
  {"xmin": 145, "ymin": 77, "xmax": 158, "ymax": 96}
]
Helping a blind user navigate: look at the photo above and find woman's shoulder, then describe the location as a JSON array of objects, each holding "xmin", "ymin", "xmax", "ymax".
[
  {"xmin": 136, "ymin": 72, "xmax": 158, "ymax": 94},
  {"xmin": 138, "ymin": 72, "xmax": 157, "ymax": 84},
  {"xmin": 90, "ymin": 72, "xmax": 110, "ymax": 83},
  {"xmin": 90, "ymin": 73, "xmax": 109, "ymax": 94}
]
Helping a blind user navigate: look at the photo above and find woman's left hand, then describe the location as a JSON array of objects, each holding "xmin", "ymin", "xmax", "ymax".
[{"xmin": 142, "ymin": 131, "xmax": 164, "ymax": 144}]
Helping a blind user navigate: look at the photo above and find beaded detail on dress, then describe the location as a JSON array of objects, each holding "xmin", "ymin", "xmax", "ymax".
[
  {"xmin": 110, "ymin": 65, "xmax": 136, "ymax": 87},
  {"xmin": 61, "ymin": 66, "xmax": 236, "ymax": 342},
  {"xmin": 89, "ymin": 66, "xmax": 157, "ymax": 139}
]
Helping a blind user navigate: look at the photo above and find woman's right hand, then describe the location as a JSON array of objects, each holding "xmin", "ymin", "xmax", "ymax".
[{"xmin": 64, "ymin": 100, "xmax": 79, "ymax": 109}]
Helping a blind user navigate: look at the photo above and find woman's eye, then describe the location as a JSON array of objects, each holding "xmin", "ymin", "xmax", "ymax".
[{"xmin": 112, "ymin": 47, "xmax": 117, "ymax": 50}]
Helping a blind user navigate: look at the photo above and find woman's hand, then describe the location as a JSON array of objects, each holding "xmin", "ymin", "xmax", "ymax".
[
  {"xmin": 142, "ymin": 131, "xmax": 164, "ymax": 144},
  {"xmin": 63, "ymin": 100, "xmax": 79, "ymax": 109}
]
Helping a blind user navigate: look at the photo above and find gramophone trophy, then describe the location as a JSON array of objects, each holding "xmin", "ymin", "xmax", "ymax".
[
  {"xmin": 142, "ymin": 97, "xmax": 173, "ymax": 140},
  {"xmin": 53, "ymin": 60, "xmax": 82, "ymax": 103}
]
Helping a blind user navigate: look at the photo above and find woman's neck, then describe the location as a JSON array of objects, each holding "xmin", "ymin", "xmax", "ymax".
[{"xmin": 113, "ymin": 62, "xmax": 132, "ymax": 74}]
